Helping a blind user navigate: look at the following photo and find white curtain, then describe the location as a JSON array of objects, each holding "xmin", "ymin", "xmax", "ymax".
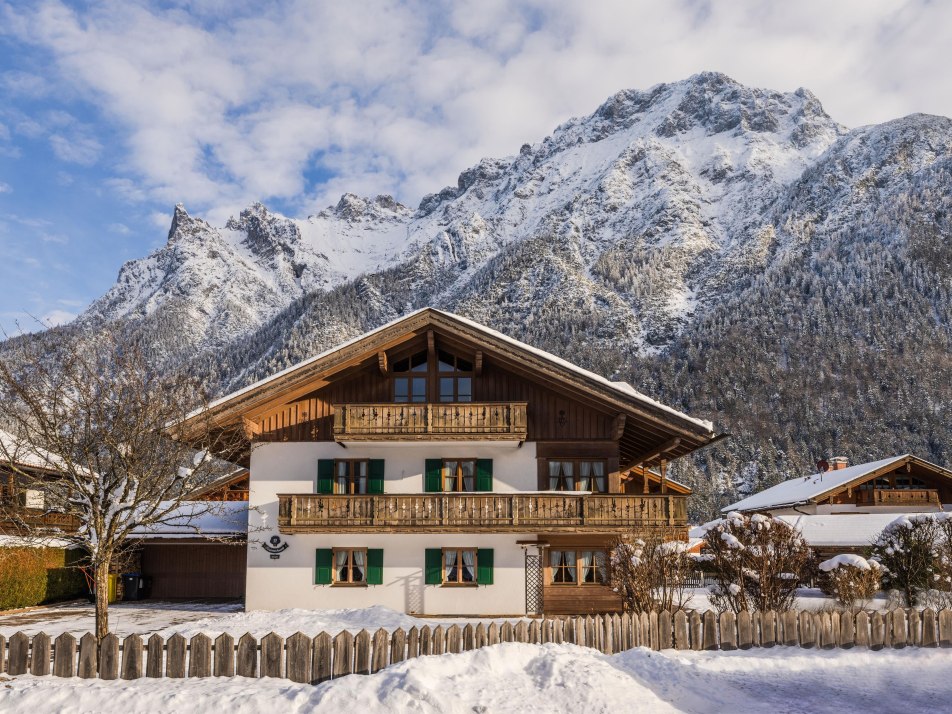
[
  {"xmin": 580, "ymin": 551, "xmax": 595, "ymax": 583},
  {"xmin": 592, "ymin": 462, "xmax": 606, "ymax": 493},
  {"xmin": 352, "ymin": 549, "xmax": 366, "ymax": 582},
  {"xmin": 594, "ymin": 551, "xmax": 608, "ymax": 583},
  {"xmin": 462, "ymin": 550, "xmax": 476, "ymax": 583},
  {"xmin": 551, "ymin": 550, "xmax": 576, "ymax": 583},
  {"xmin": 578, "ymin": 462, "xmax": 591, "ymax": 491},
  {"xmin": 461, "ymin": 461, "xmax": 476, "ymax": 492},
  {"xmin": 335, "ymin": 550, "xmax": 349, "ymax": 582},
  {"xmin": 444, "ymin": 549, "xmax": 458, "ymax": 582},
  {"xmin": 444, "ymin": 461, "xmax": 458, "ymax": 491}
]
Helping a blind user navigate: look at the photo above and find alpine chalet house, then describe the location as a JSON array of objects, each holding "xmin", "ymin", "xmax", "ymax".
[
  {"xmin": 723, "ymin": 455, "xmax": 952, "ymax": 559},
  {"xmin": 176, "ymin": 309, "xmax": 720, "ymax": 616}
]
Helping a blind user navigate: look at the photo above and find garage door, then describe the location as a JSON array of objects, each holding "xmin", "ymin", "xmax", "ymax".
[{"xmin": 140, "ymin": 543, "xmax": 247, "ymax": 598}]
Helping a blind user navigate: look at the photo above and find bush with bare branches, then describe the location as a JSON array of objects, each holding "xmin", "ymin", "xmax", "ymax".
[
  {"xmin": 610, "ymin": 532, "xmax": 692, "ymax": 612},
  {"xmin": 699, "ymin": 512, "xmax": 812, "ymax": 613},
  {"xmin": 817, "ymin": 554, "xmax": 881, "ymax": 611},
  {"xmin": 871, "ymin": 514, "xmax": 940, "ymax": 607}
]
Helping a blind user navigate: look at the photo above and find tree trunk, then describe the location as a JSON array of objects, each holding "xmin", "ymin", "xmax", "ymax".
[{"xmin": 94, "ymin": 560, "xmax": 111, "ymax": 644}]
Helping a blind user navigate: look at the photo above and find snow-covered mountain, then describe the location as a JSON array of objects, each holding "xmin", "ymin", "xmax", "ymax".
[{"xmin": 74, "ymin": 72, "xmax": 952, "ymax": 518}]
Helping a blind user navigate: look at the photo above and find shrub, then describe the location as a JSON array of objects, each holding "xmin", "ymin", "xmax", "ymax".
[
  {"xmin": 818, "ymin": 554, "xmax": 881, "ymax": 610},
  {"xmin": 870, "ymin": 514, "xmax": 939, "ymax": 607},
  {"xmin": 0, "ymin": 546, "xmax": 86, "ymax": 611},
  {"xmin": 610, "ymin": 533, "xmax": 692, "ymax": 613},
  {"xmin": 699, "ymin": 512, "xmax": 812, "ymax": 613}
]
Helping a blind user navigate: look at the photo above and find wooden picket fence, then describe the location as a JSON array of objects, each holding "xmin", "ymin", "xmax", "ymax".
[{"xmin": 2, "ymin": 608, "xmax": 951, "ymax": 684}]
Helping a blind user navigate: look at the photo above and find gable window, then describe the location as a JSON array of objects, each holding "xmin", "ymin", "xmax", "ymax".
[
  {"xmin": 444, "ymin": 547, "xmax": 477, "ymax": 585},
  {"xmin": 443, "ymin": 459, "xmax": 477, "ymax": 492},
  {"xmin": 437, "ymin": 350, "xmax": 473, "ymax": 403},
  {"xmin": 333, "ymin": 548, "xmax": 367, "ymax": 585},
  {"xmin": 549, "ymin": 549, "xmax": 608, "ymax": 585},
  {"xmin": 547, "ymin": 460, "xmax": 607, "ymax": 492},
  {"xmin": 393, "ymin": 351, "xmax": 428, "ymax": 403},
  {"xmin": 335, "ymin": 460, "xmax": 369, "ymax": 494}
]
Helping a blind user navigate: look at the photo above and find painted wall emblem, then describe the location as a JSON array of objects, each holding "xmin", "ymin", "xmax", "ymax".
[{"xmin": 262, "ymin": 535, "xmax": 289, "ymax": 560}]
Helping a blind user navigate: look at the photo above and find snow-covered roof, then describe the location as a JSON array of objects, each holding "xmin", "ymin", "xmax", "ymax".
[
  {"xmin": 128, "ymin": 501, "xmax": 248, "ymax": 538},
  {"xmin": 0, "ymin": 428, "xmax": 65, "ymax": 472},
  {"xmin": 776, "ymin": 513, "xmax": 913, "ymax": 548},
  {"xmin": 196, "ymin": 307, "xmax": 714, "ymax": 433},
  {"xmin": 723, "ymin": 456, "xmax": 915, "ymax": 513}
]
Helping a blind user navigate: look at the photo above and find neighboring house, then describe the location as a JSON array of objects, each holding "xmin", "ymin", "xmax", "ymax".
[
  {"xmin": 722, "ymin": 455, "xmax": 952, "ymax": 558},
  {"xmin": 176, "ymin": 308, "xmax": 720, "ymax": 616},
  {"xmin": 188, "ymin": 469, "xmax": 250, "ymax": 501}
]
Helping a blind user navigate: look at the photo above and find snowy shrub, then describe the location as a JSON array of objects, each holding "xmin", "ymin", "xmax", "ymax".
[
  {"xmin": 871, "ymin": 514, "xmax": 940, "ymax": 607},
  {"xmin": 817, "ymin": 554, "xmax": 881, "ymax": 611},
  {"xmin": 700, "ymin": 511, "xmax": 812, "ymax": 613},
  {"xmin": 923, "ymin": 513, "xmax": 952, "ymax": 610},
  {"xmin": 610, "ymin": 533, "xmax": 692, "ymax": 613}
]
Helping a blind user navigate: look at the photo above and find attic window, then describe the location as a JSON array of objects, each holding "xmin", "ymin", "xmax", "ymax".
[
  {"xmin": 394, "ymin": 351, "xmax": 428, "ymax": 403},
  {"xmin": 437, "ymin": 350, "xmax": 473, "ymax": 402}
]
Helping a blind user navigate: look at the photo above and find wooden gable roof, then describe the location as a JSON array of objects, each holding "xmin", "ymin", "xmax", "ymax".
[{"xmin": 177, "ymin": 308, "xmax": 722, "ymax": 465}]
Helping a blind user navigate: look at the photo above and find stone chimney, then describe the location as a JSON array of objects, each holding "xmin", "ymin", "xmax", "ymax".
[{"xmin": 828, "ymin": 456, "xmax": 849, "ymax": 470}]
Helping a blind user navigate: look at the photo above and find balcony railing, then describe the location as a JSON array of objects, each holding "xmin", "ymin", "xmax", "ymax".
[
  {"xmin": 277, "ymin": 493, "xmax": 687, "ymax": 533},
  {"xmin": 0, "ymin": 508, "xmax": 80, "ymax": 533},
  {"xmin": 332, "ymin": 402, "xmax": 528, "ymax": 441},
  {"xmin": 856, "ymin": 488, "xmax": 941, "ymax": 507}
]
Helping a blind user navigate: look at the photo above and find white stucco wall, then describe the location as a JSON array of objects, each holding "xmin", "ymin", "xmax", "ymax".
[{"xmin": 246, "ymin": 440, "xmax": 539, "ymax": 614}]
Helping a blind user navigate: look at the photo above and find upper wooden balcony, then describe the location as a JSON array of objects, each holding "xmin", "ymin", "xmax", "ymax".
[
  {"xmin": 277, "ymin": 492, "xmax": 687, "ymax": 534},
  {"xmin": 332, "ymin": 402, "xmax": 528, "ymax": 441},
  {"xmin": 856, "ymin": 488, "xmax": 941, "ymax": 508},
  {"xmin": 0, "ymin": 509, "xmax": 80, "ymax": 534}
]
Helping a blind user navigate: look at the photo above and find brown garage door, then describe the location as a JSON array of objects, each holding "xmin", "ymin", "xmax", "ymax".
[{"xmin": 140, "ymin": 542, "xmax": 247, "ymax": 599}]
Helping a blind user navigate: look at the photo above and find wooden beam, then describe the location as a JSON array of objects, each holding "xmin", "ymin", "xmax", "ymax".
[
  {"xmin": 622, "ymin": 437, "xmax": 681, "ymax": 471},
  {"xmin": 612, "ymin": 413, "xmax": 626, "ymax": 441},
  {"xmin": 660, "ymin": 458, "xmax": 668, "ymax": 495},
  {"xmin": 474, "ymin": 350, "xmax": 483, "ymax": 376},
  {"xmin": 377, "ymin": 351, "xmax": 389, "ymax": 376},
  {"xmin": 241, "ymin": 418, "xmax": 261, "ymax": 440}
]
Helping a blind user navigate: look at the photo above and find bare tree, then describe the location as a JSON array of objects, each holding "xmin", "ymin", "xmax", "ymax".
[
  {"xmin": 871, "ymin": 514, "xmax": 940, "ymax": 607},
  {"xmin": 700, "ymin": 512, "xmax": 812, "ymax": 613},
  {"xmin": 0, "ymin": 325, "xmax": 241, "ymax": 643},
  {"xmin": 610, "ymin": 531, "xmax": 693, "ymax": 613}
]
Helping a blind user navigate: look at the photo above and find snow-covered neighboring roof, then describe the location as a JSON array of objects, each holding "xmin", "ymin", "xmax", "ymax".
[
  {"xmin": 776, "ymin": 513, "xmax": 913, "ymax": 548},
  {"xmin": 194, "ymin": 307, "xmax": 715, "ymax": 434},
  {"xmin": 0, "ymin": 534, "xmax": 75, "ymax": 549},
  {"xmin": 723, "ymin": 456, "xmax": 914, "ymax": 512},
  {"xmin": 128, "ymin": 501, "xmax": 248, "ymax": 538},
  {"xmin": 0, "ymin": 428, "xmax": 65, "ymax": 472}
]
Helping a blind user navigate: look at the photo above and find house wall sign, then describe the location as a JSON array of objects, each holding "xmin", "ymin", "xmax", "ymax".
[{"xmin": 262, "ymin": 535, "xmax": 289, "ymax": 560}]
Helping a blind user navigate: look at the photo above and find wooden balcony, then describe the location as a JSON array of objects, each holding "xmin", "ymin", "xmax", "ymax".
[
  {"xmin": 332, "ymin": 402, "xmax": 528, "ymax": 441},
  {"xmin": 0, "ymin": 508, "xmax": 80, "ymax": 534},
  {"xmin": 277, "ymin": 493, "xmax": 687, "ymax": 534},
  {"xmin": 857, "ymin": 488, "xmax": 941, "ymax": 508}
]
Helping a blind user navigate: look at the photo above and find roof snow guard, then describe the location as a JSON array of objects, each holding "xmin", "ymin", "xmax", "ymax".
[{"xmin": 175, "ymin": 308, "xmax": 722, "ymax": 465}]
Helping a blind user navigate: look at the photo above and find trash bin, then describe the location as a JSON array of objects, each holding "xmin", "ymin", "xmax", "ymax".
[{"xmin": 122, "ymin": 573, "xmax": 142, "ymax": 601}]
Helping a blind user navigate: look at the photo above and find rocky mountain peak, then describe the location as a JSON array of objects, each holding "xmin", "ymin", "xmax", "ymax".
[{"xmin": 324, "ymin": 193, "xmax": 411, "ymax": 223}]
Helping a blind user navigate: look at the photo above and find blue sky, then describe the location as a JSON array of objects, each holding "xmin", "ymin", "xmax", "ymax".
[{"xmin": 1, "ymin": 0, "xmax": 950, "ymax": 333}]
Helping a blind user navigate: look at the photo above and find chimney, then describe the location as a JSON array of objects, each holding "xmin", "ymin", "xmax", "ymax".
[{"xmin": 828, "ymin": 456, "xmax": 849, "ymax": 471}]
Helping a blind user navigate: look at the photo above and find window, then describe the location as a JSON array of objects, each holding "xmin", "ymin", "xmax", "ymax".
[
  {"xmin": 443, "ymin": 548, "xmax": 477, "ymax": 585},
  {"xmin": 442, "ymin": 459, "xmax": 477, "ymax": 492},
  {"xmin": 335, "ymin": 460, "xmax": 369, "ymax": 494},
  {"xmin": 547, "ymin": 460, "xmax": 607, "ymax": 492},
  {"xmin": 333, "ymin": 548, "xmax": 367, "ymax": 585},
  {"xmin": 393, "ymin": 351, "xmax": 428, "ymax": 403},
  {"xmin": 549, "ymin": 549, "xmax": 609, "ymax": 585},
  {"xmin": 437, "ymin": 350, "xmax": 473, "ymax": 403}
]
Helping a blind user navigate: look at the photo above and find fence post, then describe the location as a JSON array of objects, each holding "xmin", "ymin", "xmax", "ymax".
[
  {"xmin": 689, "ymin": 611, "xmax": 702, "ymax": 651},
  {"xmin": 78, "ymin": 633, "xmax": 97, "ymax": 678},
  {"xmin": 921, "ymin": 609, "xmax": 938, "ymax": 648},
  {"xmin": 657, "ymin": 611, "xmax": 672, "ymax": 650},
  {"xmin": 737, "ymin": 611, "xmax": 753, "ymax": 650},
  {"xmin": 719, "ymin": 612, "xmax": 737, "ymax": 651},
  {"xmin": 513, "ymin": 622, "xmax": 527, "ymax": 646},
  {"xmin": 237, "ymin": 634, "xmax": 258, "ymax": 678},
  {"xmin": 782, "ymin": 611, "xmax": 798, "ymax": 647},
  {"xmin": 260, "ymin": 633, "xmax": 284, "ymax": 679},
  {"xmin": 147, "ymin": 634, "xmax": 164, "ymax": 678},
  {"xmin": 312, "ymin": 632, "xmax": 332, "ymax": 684},
  {"xmin": 827, "ymin": 612, "xmax": 840, "ymax": 648},
  {"xmin": 528, "ymin": 620, "xmax": 541, "ymax": 645},
  {"xmin": 99, "ymin": 633, "xmax": 119, "ymax": 680},
  {"xmin": 870, "ymin": 612, "xmax": 885, "ymax": 651},
  {"xmin": 891, "ymin": 610, "xmax": 907, "ymax": 649},
  {"xmin": 446, "ymin": 625, "xmax": 462, "ymax": 655},
  {"xmin": 908, "ymin": 609, "xmax": 921, "ymax": 647},
  {"xmin": 761, "ymin": 611, "xmax": 776, "ymax": 648},
  {"xmin": 286, "ymin": 632, "xmax": 312, "ymax": 684},
  {"xmin": 855, "ymin": 611, "xmax": 870, "ymax": 648},
  {"xmin": 214, "ymin": 633, "xmax": 235, "ymax": 677},
  {"xmin": 501, "ymin": 621, "xmax": 514, "ymax": 643},
  {"xmin": 53, "ymin": 633, "xmax": 76, "ymax": 678},
  {"xmin": 189, "ymin": 634, "xmax": 212, "ymax": 678},
  {"xmin": 563, "ymin": 618, "xmax": 576, "ymax": 646},
  {"xmin": 542, "ymin": 618, "xmax": 553, "ymax": 644},
  {"xmin": 702, "ymin": 611, "xmax": 718, "ymax": 651},
  {"xmin": 354, "ymin": 630, "xmax": 371, "ymax": 675},
  {"xmin": 0, "ymin": 634, "xmax": 5, "ymax": 674},
  {"xmin": 7, "ymin": 632, "xmax": 28, "ymax": 676},
  {"xmin": 332, "ymin": 631, "xmax": 354, "ymax": 678},
  {"xmin": 407, "ymin": 627, "xmax": 420, "ymax": 658},
  {"xmin": 167, "ymin": 634, "xmax": 187, "ymax": 678},
  {"xmin": 474, "ymin": 624, "xmax": 487, "ymax": 649},
  {"xmin": 799, "ymin": 612, "xmax": 816, "ymax": 649},
  {"xmin": 432, "ymin": 625, "xmax": 445, "ymax": 655},
  {"xmin": 121, "ymin": 634, "xmax": 143, "ymax": 680},
  {"xmin": 602, "ymin": 615, "xmax": 613, "ymax": 654},
  {"xmin": 392, "ymin": 628, "xmax": 408, "ymax": 663},
  {"xmin": 839, "ymin": 612, "xmax": 855, "ymax": 649},
  {"xmin": 420, "ymin": 625, "xmax": 433, "ymax": 654},
  {"xmin": 673, "ymin": 610, "xmax": 689, "ymax": 650},
  {"xmin": 30, "ymin": 632, "xmax": 51, "ymax": 676},
  {"xmin": 371, "ymin": 629, "xmax": 389, "ymax": 673},
  {"xmin": 938, "ymin": 609, "xmax": 952, "ymax": 647}
]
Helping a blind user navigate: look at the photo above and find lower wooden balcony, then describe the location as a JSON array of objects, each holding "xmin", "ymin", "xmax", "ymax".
[
  {"xmin": 277, "ymin": 493, "xmax": 687, "ymax": 534},
  {"xmin": 856, "ymin": 488, "xmax": 941, "ymax": 508}
]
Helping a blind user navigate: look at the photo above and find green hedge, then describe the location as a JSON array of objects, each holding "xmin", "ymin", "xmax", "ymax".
[{"xmin": 0, "ymin": 547, "xmax": 87, "ymax": 611}]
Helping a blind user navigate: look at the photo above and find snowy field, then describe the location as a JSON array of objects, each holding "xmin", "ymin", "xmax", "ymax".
[{"xmin": 0, "ymin": 644, "xmax": 949, "ymax": 713}]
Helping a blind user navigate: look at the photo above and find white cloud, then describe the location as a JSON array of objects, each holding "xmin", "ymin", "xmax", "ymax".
[
  {"xmin": 109, "ymin": 222, "xmax": 131, "ymax": 234},
  {"xmin": 0, "ymin": 182, "xmax": 10, "ymax": 194},
  {"xmin": 5, "ymin": 0, "xmax": 952, "ymax": 222}
]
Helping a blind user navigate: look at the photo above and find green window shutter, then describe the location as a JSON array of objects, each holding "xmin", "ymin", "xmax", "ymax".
[
  {"xmin": 315, "ymin": 549, "xmax": 333, "ymax": 585},
  {"xmin": 368, "ymin": 460, "xmax": 385, "ymax": 494},
  {"xmin": 425, "ymin": 548, "xmax": 443, "ymax": 584},
  {"xmin": 424, "ymin": 459, "xmax": 443, "ymax": 492},
  {"xmin": 367, "ymin": 549, "xmax": 383, "ymax": 585},
  {"xmin": 317, "ymin": 460, "xmax": 335, "ymax": 494},
  {"xmin": 476, "ymin": 459, "xmax": 494, "ymax": 492},
  {"xmin": 477, "ymin": 548, "xmax": 494, "ymax": 585}
]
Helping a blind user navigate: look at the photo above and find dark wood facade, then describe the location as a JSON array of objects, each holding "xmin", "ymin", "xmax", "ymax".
[{"xmin": 140, "ymin": 542, "xmax": 247, "ymax": 599}]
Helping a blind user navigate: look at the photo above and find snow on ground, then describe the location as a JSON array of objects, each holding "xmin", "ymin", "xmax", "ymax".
[{"xmin": 1, "ymin": 644, "xmax": 949, "ymax": 713}]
